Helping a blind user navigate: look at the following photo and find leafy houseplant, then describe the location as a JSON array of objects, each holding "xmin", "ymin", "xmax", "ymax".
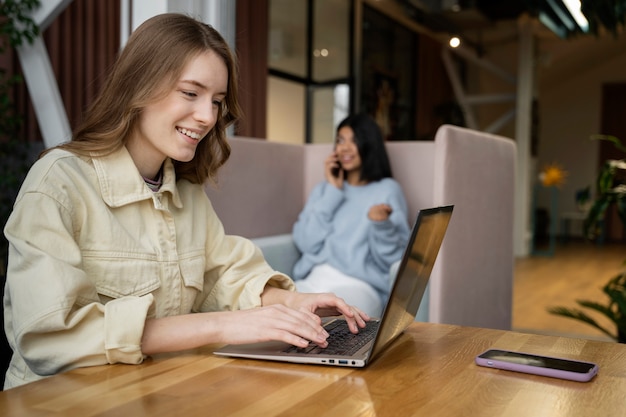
[
  {"xmin": 0, "ymin": 0, "xmax": 41, "ymax": 277},
  {"xmin": 548, "ymin": 135, "xmax": 626, "ymax": 343},
  {"xmin": 0, "ymin": 0, "xmax": 41, "ymax": 388}
]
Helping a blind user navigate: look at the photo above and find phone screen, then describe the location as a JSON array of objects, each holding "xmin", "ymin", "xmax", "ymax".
[{"xmin": 478, "ymin": 349, "xmax": 596, "ymax": 374}]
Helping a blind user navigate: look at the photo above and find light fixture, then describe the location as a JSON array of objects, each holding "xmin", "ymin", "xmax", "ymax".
[
  {"xmin": 313, "ymin": 48, "xmax": 329, "ymax": 58},
  {"xmin": 539, "ymin": 0, "xmax": 590, "ymax": 38},
  {"xmin": 562, "ymin": 0, "xmax": 589, "ymax": 32},
  {"xmin": 449, "ymin": 36, "xmax": 461, "ymax": 48}
]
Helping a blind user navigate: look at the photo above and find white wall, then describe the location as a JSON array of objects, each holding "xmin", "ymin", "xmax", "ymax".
[
  {"xmin": 267, "ymin": 76, "xmax": 306, "ymax": 144},
  {"xmin": 537, "ymin": 39, "xmax": 626, "ymax": 234},
  {"xmin": 468, "ymin": 28, "xmax": 626, "ymax": 241}
]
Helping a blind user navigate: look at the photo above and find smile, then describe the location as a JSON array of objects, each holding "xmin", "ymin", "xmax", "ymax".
[{"xmin": 177, "ymin": 127, "xmax": 202, "ymax": 140}]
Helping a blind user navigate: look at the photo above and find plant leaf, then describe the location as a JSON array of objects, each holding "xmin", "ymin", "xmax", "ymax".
[
  {"xmin": 547, "ymin": 306, "xmax": 617, "ymax": 341},
  {"xmin": 583, "ymin": 197, "xmax": 611, "ymax": 239},
  {"xmin": 575, "ymin": 300, "xmax": 618, "ymax": 321},
  {"xmin": 590, "ymin": 134, "xmax": 626, "ymax": 153}
]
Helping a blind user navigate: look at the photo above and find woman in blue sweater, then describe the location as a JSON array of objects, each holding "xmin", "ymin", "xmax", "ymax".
[{"xmin": 292, "ymin": 113, "xmax": 411, "ymax": 317}]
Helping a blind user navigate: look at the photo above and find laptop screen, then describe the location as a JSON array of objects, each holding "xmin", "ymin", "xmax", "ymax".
[{"xmin": 370, "ymin": 205, "xmax": 453, "ymax": 359}]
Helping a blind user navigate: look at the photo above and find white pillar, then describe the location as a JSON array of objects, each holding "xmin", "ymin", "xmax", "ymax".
[
  {"xmin": 15, "ymin": 0, "xmax": 74, "ymax": 148},
  {"xmin": 28, "ymin": 0, "xmax": 73, "ymax": 30},
  {"xmin": 123, "ymin": 0, "xmax": 236, "ymax": 49},
  {"xmin": 130, "ymin": 0, "xmax": 167, "ymax": 31},
  {"xmin": 199, "ymin": 0, "xmax": 236, "ymax": 49},
  {"xmin": 513, "ymin": 15, "xmax": 535, "ymax": 257},
  {"xmin": 165, "ymin": 0, "xmax": 236, "ymax": 48}
]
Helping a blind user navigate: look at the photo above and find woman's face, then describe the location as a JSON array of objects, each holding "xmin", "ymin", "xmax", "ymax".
[
  {"xmin": 335, "ymin": 126, "xmax": 362, "ymax": 176},
  {"xmin": 127, "ymin": 50, "xmax": 228, "ymax": 179}
]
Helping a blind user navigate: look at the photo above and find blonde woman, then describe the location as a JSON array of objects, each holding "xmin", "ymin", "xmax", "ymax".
[{"xmin": 3, "ymin": 13, "xmax": 367, "ymax": 389}]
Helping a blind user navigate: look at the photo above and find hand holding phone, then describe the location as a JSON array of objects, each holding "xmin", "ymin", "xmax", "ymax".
[
  {"xmin": 325, "ymin": 152, "xmax": 343, "ymax": 188},
  {"xmin": 475, "ymin": 349, "xmax": 599, "ymax": 382}
]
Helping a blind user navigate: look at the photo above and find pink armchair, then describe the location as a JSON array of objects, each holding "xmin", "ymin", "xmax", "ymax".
[{"xmin": 205, "ymin": 124, "xmax": 516, "ymax": 330}]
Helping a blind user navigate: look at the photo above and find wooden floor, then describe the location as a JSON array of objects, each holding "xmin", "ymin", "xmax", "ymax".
[{"xmin": 513, "ymin": 240, "xmax": 626, "ymax": 342}]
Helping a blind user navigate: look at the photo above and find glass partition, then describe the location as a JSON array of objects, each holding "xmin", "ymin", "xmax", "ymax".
[
  {"xmin": 268, "ymin": 0, "xmax": 308, "ymax": 78},
  {"xmin": 361, "ymin": 5, "xmax": 416, "ymax": 141},
  {"xmin": 312, "ymin": 0, "xmax": 350, "ymax": 82},
  {"xmin": 311, "ymin": 84, "xmax": 350, "ymax": 144},
  {"xmin": 267, "ymin": 76, "xmax": 306, "ymax": 144},
  {"xmin": 268, "ymin": 0, "xmax": 353, "ymax": 144}
]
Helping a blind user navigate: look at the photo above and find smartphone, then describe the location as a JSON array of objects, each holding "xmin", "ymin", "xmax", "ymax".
[
  {"xmin": 475, "ymin": 349, "xmax": 599, "ymax": 382},
  {"xmin": 331, "ymin": 162, "xmax": 342, "ymax": 178}
]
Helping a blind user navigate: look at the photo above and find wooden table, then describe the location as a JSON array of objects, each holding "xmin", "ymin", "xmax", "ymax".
[{"xmin": 1, "ymin": 322, "xmax": 625, "ymax": 417}]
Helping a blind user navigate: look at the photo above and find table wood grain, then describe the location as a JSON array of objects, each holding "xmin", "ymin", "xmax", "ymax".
[{"xmin": 1, "ymin": 322, "xmax": 625, "ymax": 417}]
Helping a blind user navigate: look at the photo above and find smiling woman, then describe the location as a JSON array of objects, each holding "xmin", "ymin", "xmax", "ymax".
[
  {"xmin": 291, "ymin": 113, "xmax": 411, "ymax": 317},
  {"xmin": 1, "ymin": 13, "xmax": 369, "ymax": 390},
  {"xmin": 125, "ymin": 50, "xmax": 228, "ymax": 180}
]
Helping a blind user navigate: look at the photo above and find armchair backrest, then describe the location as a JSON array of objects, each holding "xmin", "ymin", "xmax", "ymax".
[
  {"xmin": 205, "ymin": 137, "xmax": 304, "ymax": 238},
  {"xmin": 204, "ymin": 124, "xmax": 516, "ymax": 330},
  {"xmin": 205, "ymin": 137, "xmax": 437, "ymax": 237},
  {"xmin": 430, "ymin": 125, "xmax": 516, "ymax": 330}
]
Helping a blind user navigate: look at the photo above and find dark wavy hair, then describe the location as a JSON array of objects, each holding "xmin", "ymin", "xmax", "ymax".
[
  {"xmin": 44, "ymin": 13, "xmax": 242, "ymax": 184},
  {"xmin": 336, "ymin": 113, "xmax": 392, "ymax": 183}
]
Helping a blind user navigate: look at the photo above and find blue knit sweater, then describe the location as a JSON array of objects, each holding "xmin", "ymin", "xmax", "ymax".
[{"xmin": 292, "ymin": 178, "xmax": 411, "ymax": 301}]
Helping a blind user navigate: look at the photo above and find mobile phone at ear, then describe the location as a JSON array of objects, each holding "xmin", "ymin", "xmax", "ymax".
[
  {"xmin": 331, "ymin": 163, "xmax": 342, "ymax": 178},
  {"xmin": 475, "ymin": 349, "xmax": 599, "ymax": 382}
]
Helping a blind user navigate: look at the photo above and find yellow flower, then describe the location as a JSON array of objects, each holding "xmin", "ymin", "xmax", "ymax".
[{"xmin": 539, "ymin": 163, "xmax": 568, "ymax": 187}]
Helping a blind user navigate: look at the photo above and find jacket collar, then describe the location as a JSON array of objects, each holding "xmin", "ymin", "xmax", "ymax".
[{"xmin": 92, "ymin": 146, "xmax": 183, "ymax": 209}]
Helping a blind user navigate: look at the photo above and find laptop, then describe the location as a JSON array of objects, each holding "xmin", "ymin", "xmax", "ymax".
[{"xmin": 214, "ymin": 205, "xmax": 454, "ymax": 367}]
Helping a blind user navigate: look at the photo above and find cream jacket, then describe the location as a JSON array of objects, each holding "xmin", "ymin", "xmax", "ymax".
[{"xmin": 3, "ymin": 146, "xmax": 294, "ymax": 389}]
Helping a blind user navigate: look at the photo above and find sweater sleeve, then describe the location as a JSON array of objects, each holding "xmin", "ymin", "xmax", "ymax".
[
  {"xmin": 292, "ymin": 182, "xmax": 344, "ymax": 254},
  {"xmin": 366, "ymin": 180, "xmax": 411, "ymax": 271}
]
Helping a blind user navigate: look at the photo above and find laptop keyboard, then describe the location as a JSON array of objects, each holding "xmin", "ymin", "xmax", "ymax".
[{"xmin": 284, "ymin": 320, "xmax": 380, "ymax": 356}]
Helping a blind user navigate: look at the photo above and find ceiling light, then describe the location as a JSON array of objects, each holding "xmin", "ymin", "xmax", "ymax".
[
  {"xmin": 562, "ymin": 0, "xmax": 589, "ymax": 32},
  {"xmin": 313, "ymin": 48, "xmax": 329, "ymax": 58},
  {"xmin": 449, "ymin": 36, "xmax": 461, "ymax": 48}
]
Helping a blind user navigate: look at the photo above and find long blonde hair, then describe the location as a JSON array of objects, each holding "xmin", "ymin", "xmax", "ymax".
[{"xmin": 49, "ymin": 13, "xmax": 241, "ymax": 184}]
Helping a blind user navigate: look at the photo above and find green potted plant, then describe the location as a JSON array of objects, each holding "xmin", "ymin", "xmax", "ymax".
[
  {"xmin": 0, "ymin": 0, "xmax": 41, "ymax": 276},
  {"xmin": 0, "ymin": 0, "xmax": 42, "ymax": 388},
  {"xmin": 548, "ymin": 134, "xmax": 626, "ymax": 343}
]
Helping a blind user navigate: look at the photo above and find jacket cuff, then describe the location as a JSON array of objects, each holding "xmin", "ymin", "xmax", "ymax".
[
  {"xmin": 104, "ymin": 294, "xmax": 155, "ymax": 364},
  {"xmin": 238, "ymin": 272, "xmax": 296, "ymax": 310}
]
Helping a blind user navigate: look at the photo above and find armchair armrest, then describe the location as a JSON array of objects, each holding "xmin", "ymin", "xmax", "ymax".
[{"xmin": 252, "ymin": 234, "xmax": 301, "ymax": 276}]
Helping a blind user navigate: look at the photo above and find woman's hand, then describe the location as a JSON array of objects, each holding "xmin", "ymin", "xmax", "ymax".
[
  {"xmin": 324, "ymin": 152, "xmax": 343, "ymax": 189},
  {"xmin": 141, "ymin": 287, "xmax": 370, "ymax": 355},
  {"xmin": 262, "ymin": 287, "xmax": 369, "ymax": 334},
  {"xmin": 368, "ymin": 203, "xmax": 392, "ymax": 221},
  {"xmin": 141, "ymin": 303, "xmax": 333, "ymax": 354},
  {"xmin": 211, "ymin": 304, "xmax": 332, "ymax": 348}
]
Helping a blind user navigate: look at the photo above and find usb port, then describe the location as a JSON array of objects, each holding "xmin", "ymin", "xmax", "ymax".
[{"xmin": 339, "ymin": 360, "xmax": 348, "ymax": 364}]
